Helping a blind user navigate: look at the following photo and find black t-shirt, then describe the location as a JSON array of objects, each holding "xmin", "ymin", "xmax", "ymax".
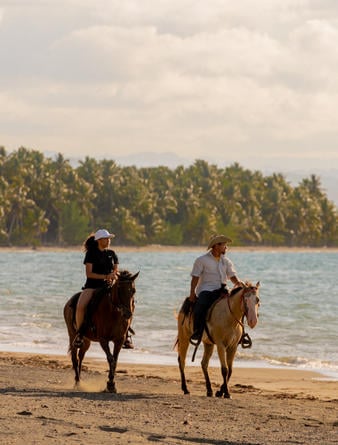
[{"xmin": 83, "ymin": 248, "xmax": 119, "ymax": 289}]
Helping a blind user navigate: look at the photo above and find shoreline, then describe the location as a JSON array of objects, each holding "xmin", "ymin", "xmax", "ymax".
[
  {"xmin": 0, "ymin": 350, "xmax": 337, "ymax": 399},
  {"xmin": 0, "ymin": 351, "xmax": 337, "ymax": 444},
  {"xmin": 2, "ymin": 345, "xmax": 338, "ymax": 383}
]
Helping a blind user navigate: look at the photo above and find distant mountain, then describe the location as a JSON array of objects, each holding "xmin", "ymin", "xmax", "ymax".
[
  {"xmin": 113, "ymin": 152, "xmax": 338, "ymax": 206},
  {"xmin": 114, "ymin": 151, "xmax": 191, "ymax": 168},
  {"xmin": 47, "ymin": 150, "xmax": 338, "ymax": 206}
]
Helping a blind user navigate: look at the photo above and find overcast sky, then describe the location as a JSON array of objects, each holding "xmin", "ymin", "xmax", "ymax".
[{"xmin": 1, "ymin": 0, "xmax": 338, "ymax": 172}]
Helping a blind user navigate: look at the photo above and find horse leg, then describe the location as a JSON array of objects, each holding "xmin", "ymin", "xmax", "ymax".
[
  {"xmin": 100, "ymin": 339, "xmax": 122, "ymax": 393},
  {"xmin": 201, "ymin": 343, "xmax": 214, "ymax": 397},
  {"xmin": 224, "ymin": 345, "xmax": 237, "ymax": 391},
  {"xmin": 70, "ymin": 346, "xmax": 80, "ymax": 385},
  {"xmin": 215, "ymin": 343, "xmax": 231, "ymax": 399},
  {"xmin": 177, "ymin": 335, "xmax": 190, "ymax": 395},
  {"xmin": 64, "ymin": 304, "xmax": 81, "ymax": 386},
  {"xmin": 77, "ymin": 339, "xmax": 90, "ymax": 383}
]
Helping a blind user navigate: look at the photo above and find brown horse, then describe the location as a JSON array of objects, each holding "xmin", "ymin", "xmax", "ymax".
[
  {"xmin": 63, "ymin": 270, "xmax": 139, "ymax": 393},
  {"xmin": 176, "ymin": 282, "xmax": 260, "ymax": 398}
]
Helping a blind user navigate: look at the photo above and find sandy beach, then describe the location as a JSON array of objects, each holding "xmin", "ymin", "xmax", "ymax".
[{"xmin": 0, "ymin": 352, "xmax": 337, "ymax": 445}]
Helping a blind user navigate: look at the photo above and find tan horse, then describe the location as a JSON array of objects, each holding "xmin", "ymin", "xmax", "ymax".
[
  {"xmin": 63, "ymin": 270, "xmax": 139, "ymax": 393},
  {"xmin": 176, "ymin": 282, "xmax": 260, "ymax": 398}
]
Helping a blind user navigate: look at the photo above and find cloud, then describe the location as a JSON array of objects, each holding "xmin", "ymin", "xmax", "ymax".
[{"xmin": 0, "ymin": 0, "xmax": 338, "ymax": 168}]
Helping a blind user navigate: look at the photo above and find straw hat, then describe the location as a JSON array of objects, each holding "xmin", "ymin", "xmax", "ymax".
[{"xmin": 207, "ymin": 234, "xmax": 232, "ymax": 250}]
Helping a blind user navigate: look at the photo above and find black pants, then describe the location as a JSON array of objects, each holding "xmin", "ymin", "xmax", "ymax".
[{"xmin": 193, "ymin": 287, "xmax": 228, "ymax": 335}]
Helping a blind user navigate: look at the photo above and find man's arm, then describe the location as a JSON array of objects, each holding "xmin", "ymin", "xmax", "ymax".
[
  {"xmin": 189, "ymin": 276, "xmax": 199, "ymax": 302},
  {"xmin": 230, "ymin": 275, "xmax": 242, "ymax": 287}
]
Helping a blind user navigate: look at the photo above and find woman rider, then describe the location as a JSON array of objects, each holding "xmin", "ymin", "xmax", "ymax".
[{"xmin": 73, "ymin": 229, "xmax": 119, "ymax": 348}]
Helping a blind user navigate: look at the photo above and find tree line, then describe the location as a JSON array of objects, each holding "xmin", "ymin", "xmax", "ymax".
[{"xmin": 0, "ymin": 146, "xmax": 337, "ymax": 247}]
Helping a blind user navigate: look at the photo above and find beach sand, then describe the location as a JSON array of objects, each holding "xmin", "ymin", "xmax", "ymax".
[{"xmin": 0, "ymin": 352, "xmax": 337, "ymax": 444}]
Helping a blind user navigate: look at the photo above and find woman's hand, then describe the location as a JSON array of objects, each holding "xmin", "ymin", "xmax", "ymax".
[{"xmin": 105, "ymin": 271, "xmax": 118, "ymax": 283}]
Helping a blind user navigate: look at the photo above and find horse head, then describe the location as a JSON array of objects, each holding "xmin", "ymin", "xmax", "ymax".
[
  {"xmin": 114, "ymin": 270, "xmax": 139, "ymax": 319},
  {"xmin": 242, "ymin": 281, "xmax": 260, "ymax": 329}
]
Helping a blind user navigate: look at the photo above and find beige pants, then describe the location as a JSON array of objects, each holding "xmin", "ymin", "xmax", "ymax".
[{"xmin": 75, "ymin": 288, "xmax": 95, "ymax": 330}]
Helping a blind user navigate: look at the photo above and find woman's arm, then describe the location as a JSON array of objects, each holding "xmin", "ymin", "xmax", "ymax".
[{"xmin": 85, "ymin": 263, "xmax": 115, "ymax": 281}]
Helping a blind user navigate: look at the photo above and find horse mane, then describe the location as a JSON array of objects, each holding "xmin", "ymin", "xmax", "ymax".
[
  {"xmin": 84, "ymin": 286, "xmax": 111, "ymax": 328},
  {"xmin": 229, "ymin": 281, "xmax": 253, "ymax": 296},
  {"xmin": 118, "ymin": 269, "xmax": 133, "ymax": 280},
  {"xmin": 83, "ymin": 270, "xmax": 133, "ymax": 327}
]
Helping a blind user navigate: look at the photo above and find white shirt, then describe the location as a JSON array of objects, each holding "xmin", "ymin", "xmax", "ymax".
[{"xmin": 191, "ymin": 251, "xmax": 237, "ymax": 295}]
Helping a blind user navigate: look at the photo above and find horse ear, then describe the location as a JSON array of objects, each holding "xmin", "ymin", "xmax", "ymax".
[
  {"xmin": 256, "ymin": 281, "xmax": 260, "ymax": 288},
  {"xmin": 131, "ymin": 271, "xmax": 140, "ymax": 281}
]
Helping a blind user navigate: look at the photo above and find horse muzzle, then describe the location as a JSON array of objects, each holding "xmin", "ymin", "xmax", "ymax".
[{"xmin": 247, "ymin": 318, "xmax": 258, "ymax": 329}]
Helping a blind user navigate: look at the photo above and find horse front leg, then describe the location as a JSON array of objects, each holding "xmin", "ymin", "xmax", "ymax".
[
  {"xmin": 71, "ymin": 339, "xmax": 90, "ymax": 386},
  {"xmin": 201, "ymin": 343, "xmax": 214, "ymax": 397},
  {"xmin": 225, "ymin": 345, "xmax": 238, "ymax": 390},
  {"xmin": 215, "ymin": 343, "xmax": 231, "ymax": 398},
  {"xmin": 100, "ymin": 339, "xmax": 122, "ymax": 393}
]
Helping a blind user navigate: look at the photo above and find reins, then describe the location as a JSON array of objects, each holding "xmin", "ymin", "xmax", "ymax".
[
  {"xmin": 226, "ymin": 292, "xmax": 245, "ymax": 328},
  {"xmin": 113, "ymin": 279, "xmax": 134, "ymax": 319}
]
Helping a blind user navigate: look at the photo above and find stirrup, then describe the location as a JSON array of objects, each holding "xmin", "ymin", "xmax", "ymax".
[
  {"xmin": 240, "ymin": 333, "xmax": 252, "ymax": 349},
  {"xmin": 73, "ymin": 334, "xmax": 84, "ymax": 348},
  {"xmin": 123, "ymin": 336, "xmax": 134, "ymax": 349}
]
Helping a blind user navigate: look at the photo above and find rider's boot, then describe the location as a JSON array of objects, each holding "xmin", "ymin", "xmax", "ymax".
[{"xmin": 123, "ymin": 326, "xmax": 135, "ymax": 349}]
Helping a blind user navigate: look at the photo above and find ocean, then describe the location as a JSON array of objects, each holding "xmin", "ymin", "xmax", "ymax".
[{"xmin": 1, "ymin": 248, "xmax": 337, "ymax": 380}]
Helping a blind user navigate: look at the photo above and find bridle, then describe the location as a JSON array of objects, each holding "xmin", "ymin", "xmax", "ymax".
[
  {"xmin": 111, "ymin": 278, "xmax": 135, "ymax": 319},
  {"xmin": 226, "ymin": 285, "xmax": 260, "ymax": 327}
]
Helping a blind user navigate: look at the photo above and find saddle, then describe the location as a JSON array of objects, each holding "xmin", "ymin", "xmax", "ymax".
[
  {"xmin": 191, "ymin": 295, "xmax": 252, "ymax": 349},
  {"xmin": 69, "ymin": 286, "xmax": 109, "ymax": 336}
]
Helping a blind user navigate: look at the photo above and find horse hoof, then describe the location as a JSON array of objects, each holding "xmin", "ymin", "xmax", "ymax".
[
  {"xmin": 224, "ymin": 394, "xmax": 232, "ymax": 399},
  {"xmin": 183, "ymin": 390, "xmax": 190, "ymax": 395},
  {"xmin": 207, "ymin": 392, "xmax": 213, "ymax": 397},
  {"xmin": 105, "ymin": 383, "xmax": 117, "ymax": 393},
  {"xmin": 215, "ymin": 390, "xmax": 222, "ymax": 398}
]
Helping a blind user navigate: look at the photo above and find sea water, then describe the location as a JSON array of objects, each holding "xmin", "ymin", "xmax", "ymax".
[{"xmin": 0, "ymin": 249, "xmax": 337, "ymax": 380}]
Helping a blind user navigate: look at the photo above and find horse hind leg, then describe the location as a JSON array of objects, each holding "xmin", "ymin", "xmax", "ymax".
[
  {"xmin": 70, "ymin": 347, "xmax": 80, "ymax": 385},
  {"xmin": 64, "ymin": 303, "xmax": 81, "ymax": 386},
  {"xmin": 69, "ymin": 339, "xmax": 90, "ymax": 386},
  {"xmin": 178, "ymin": 346, "xmax": 189, "ymax": 395},
  {"xmin": 76, "ymin": 339, "xmax": 90, "ymax": 383},
  {"xmin": 177, "ymin": 326, "xmax": 191, "ymax": 395},
  {"xmin": 201, "ymin": 343, "xmax": 214, "ymax": 397}
]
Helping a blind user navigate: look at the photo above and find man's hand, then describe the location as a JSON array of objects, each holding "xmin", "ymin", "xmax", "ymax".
[{"xmin": 189, "ymin": 294, "xmax": 197, "ymax": 303}]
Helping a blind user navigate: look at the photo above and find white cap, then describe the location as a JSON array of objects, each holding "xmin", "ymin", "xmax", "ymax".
[{"xmin": 94, "ymin": 229, "xmax": 115, "ymax": 240}]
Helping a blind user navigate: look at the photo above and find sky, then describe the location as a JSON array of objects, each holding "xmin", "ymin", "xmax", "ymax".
[{"xmin": 1, "ymin": 0, "xmax": 338, "ymax": 178}]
